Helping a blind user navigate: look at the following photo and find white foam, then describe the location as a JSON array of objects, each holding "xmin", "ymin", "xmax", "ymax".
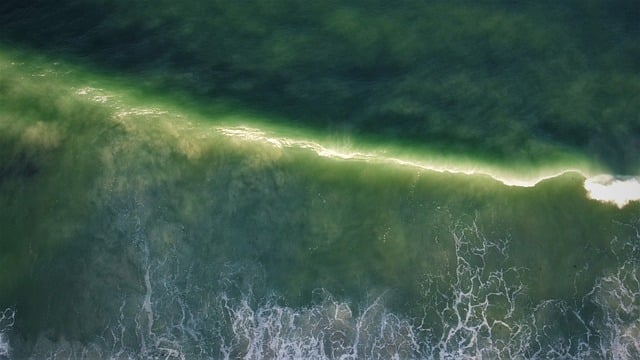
[
  {"xmin": 0, "ymin": 308, "xmax": 15, "ymax": 359},
  {"xmin": 74, "ymin": 86, "xmax": 113, "ymax": 103},
  {"xmin": 219, "ymin": 294, "xmax": 421, "ymax": 360},
  {"xmin": 0, "ymin": 334, "xmax": 9, "ymax": 359},
  {"xmin": 584, "ymin": 175, "xmax": 640, "ymax": 208},
  {"xmin": 13, "ymin": 224, "xmax": 640, "ymax": 359}
]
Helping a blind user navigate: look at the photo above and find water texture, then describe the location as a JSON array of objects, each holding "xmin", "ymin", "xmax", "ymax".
[{"xmin": 0, "ymin": 1, "xmax": 639, "ymax": 359}]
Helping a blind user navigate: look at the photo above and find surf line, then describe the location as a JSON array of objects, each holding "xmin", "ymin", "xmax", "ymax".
[
  {"xmin": 69, "ymin": 85, "xmax": 640, "ymax": 209},
  {"xmin": 218, "ymin": 126, "xmax": 640, "ymax": 208}
]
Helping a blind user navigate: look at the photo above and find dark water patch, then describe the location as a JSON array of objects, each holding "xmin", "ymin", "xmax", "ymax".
[{"xmin": 0, "ymin": 148, "xmax": 40, "ymax": 184}]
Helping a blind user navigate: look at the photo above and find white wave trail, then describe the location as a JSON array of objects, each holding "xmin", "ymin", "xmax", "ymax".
[
  {"xmin": 217, "ymin": 126, "xmax": 640, "ymax": 208},
  {"xmin": 73, "ymin": 84, "xmax": 640, "ymax": 208}
]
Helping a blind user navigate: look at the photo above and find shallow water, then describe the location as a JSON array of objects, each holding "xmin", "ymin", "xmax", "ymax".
[{"xmin": 1, "ymin": 1, "xmax": 639, "ymax": 359}]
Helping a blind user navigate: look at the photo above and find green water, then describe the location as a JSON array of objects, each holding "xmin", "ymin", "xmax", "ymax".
[{"xmin": 1, "ymin": 1, "xmax": 639, "ymax": 359}]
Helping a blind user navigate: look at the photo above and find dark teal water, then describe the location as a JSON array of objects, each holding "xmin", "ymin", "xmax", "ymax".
[{"xmin": 0, "ymin": 1, "xmax": 639, "ymax": 359}]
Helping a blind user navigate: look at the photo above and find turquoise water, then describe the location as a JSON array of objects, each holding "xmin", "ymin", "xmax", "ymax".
[{"xmin": 1, "ymin": 1, "xmax": 639, "ymax": 359}]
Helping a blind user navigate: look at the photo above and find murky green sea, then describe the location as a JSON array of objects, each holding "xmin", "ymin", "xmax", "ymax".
[{"xmin": 0, "ymin": 1, "xmax": 639, "ymax": 358}]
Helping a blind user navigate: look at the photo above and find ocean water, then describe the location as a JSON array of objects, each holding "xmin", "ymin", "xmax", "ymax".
[{"xmin": 1, "ymin": 1, "xmax": 639, "ymax": 359}]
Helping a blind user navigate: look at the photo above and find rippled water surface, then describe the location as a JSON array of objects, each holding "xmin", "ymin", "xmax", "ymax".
[{"xmin": 0, "ymin": 1, "xmax": 639, "ymax": 358}]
